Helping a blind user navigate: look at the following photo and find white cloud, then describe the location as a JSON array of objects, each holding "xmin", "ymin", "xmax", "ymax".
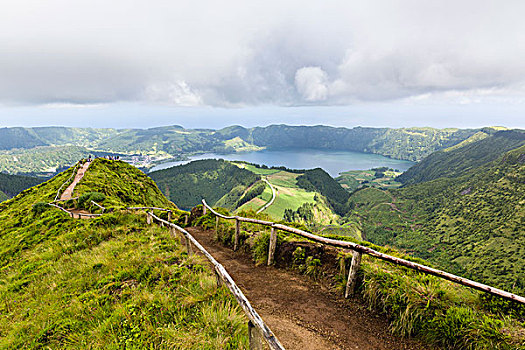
[
  {"xmin": 1, "ymin": 0, "xmax": 525, "ymax": 108},
  {"xmin": 145, "ymin": 81, "xmax": 203, "ymax": 106},
  {"xmin": 295, "ymin": 67, "xmax": 329, "ymax": 102}
]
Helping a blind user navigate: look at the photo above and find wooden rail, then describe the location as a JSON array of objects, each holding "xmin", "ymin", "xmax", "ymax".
[
  {"xmin": 48, "ymin": 202, "xmax": 74, "ymax": 217},
  {"xmin": 202, "ymin": 199, "xmax": 525, "ymax": 305},
  {"xmin": 53, "ymin": 163, "xmax": 80, "ymax": 202},
  {"xmin": 146, "ymin": 211, "xmax": 285, "ymax": 350},
  {"xmin": 90, "ymin": 200, "xmax": 106, "ymax": 213}
]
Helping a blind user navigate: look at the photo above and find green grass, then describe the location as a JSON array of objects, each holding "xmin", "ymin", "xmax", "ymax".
[
  {"xmin": 0, "ymin": 161, "xmax": 249, "ymax": 349},
  {"xmin": 235, "ymin": 163, "xmax": 280, "ymax": 176}
]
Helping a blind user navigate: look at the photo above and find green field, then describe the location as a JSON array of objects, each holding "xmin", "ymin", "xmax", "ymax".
[
  {"xmin": 236, "ymin": 169, "xmax": 338, "ymax": 224},
  {"xmin": 336, "ymin": 168, "xmax": 403, "ymax": 191}
]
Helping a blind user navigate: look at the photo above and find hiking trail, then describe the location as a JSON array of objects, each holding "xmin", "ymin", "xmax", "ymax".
[{"xmin": 187, "ymin": 227, "xmax": 428, "ymax": 350}]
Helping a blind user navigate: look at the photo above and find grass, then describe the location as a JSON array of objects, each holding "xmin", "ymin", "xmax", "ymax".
[
  {"xmin": 0, "ymin": 161, "xmax": 249, "ymax": 349},
  {"xmin": 202, "ymin": 207, "xmax": 525, "ymax": 349},
  {"xmin": 234, "ymin": 163, "xmax": 280, "ymax": 176}
]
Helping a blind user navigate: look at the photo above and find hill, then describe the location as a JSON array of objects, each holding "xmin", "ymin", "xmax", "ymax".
[
  {"xmin": 0, "ymin": 159, "xmax": 248, "ymax": 348},
  {"xmin": 398, "ymin": 129, "xmax": 525, "ymax": 185},
  {"xmin": 0, "ymin": 190, "xmax": 7, "ymax": 202},
  {"xmin": 0, "ymin": 172, "xmax": 44, "ymax": 198},
  {"xmin": 0, "ymin": 125, "xmax": 502, "ymax": 174},
  {"xmin": 0, "ymin": 126, "xmax": 118, "ymax": 150},
  {"xmin": 345, "ymin": 143, "xmax": 525, "ymax": 294},
  {"xmin": 149, "ymin": 159, "xmax": 260, "ymax": 210}
]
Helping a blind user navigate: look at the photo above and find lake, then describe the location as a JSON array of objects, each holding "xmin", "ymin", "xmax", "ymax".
[{"xmin": 149, "ymin": 149, "xmax": 415, "ymax": 177}]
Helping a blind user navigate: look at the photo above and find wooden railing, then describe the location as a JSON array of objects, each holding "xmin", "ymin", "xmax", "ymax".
[
  {"xmin": 202, "ymin": 199, "xmax": 525, "ymax": 305},
  {"xmin": 127, "ymin": 207, "xmax": 177, "ymax": 222},
  {"xmin": 90, "ymin": 200, "xmax": 106, "ymax": 213},
  {"xmin": 53, "ymin": 162, "xmax": 81, "ymax": 202},
  {"xmin": 145, "ymin": 211, "xmax": 285, "ymax": 350}
]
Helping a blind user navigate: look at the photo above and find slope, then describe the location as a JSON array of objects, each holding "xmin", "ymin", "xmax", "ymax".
[
  {"xmin": 149, "ymin": 159, "xmax": 260, "ymax": 210},
  {"xmin": 397, "ymin": 129, "xmax": 525, "ymax": 185},
  {"xmin": 0, "ymin": 160, "xmax": 248, "ymax": 349},
  {"xmin": 346, "ymin": 144, "xmax": 525, "ymax": 294},
  {"xmin": 0, "ymin": 171, "xmax": 44, "ymax": 198}
]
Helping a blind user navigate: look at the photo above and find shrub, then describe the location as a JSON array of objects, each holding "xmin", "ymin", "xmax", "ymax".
[{"xmin": 32, "ymin": 202, "xmax": 49, "ymax": 215}]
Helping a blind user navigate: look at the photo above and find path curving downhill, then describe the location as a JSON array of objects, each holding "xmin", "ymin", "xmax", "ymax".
[
  {"xmin": 187, "ymin": 227, "xmax": 428, "ymax": 350},
  {"xmin": 257, "ymin": 178, "xmax": 277, "ymax": 214}
]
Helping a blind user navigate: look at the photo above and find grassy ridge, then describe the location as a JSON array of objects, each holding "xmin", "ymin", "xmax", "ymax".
[
  {"xmin": 398, "ymin": 130, "xmax": 525, "ymax": 185},
  {"xmin": 0, "ymin": 161, "xmax": 248, "ymax": 349}
]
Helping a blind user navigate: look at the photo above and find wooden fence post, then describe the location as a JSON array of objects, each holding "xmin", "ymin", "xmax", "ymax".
[
  {"xmin": 185, "ymin": 234, "xmax": 193, "ymax": 255},
  {"xmin": 214, "ymin": 268, "xmax": 222, "ymax": 287},
  {"xmin": 248, "ymin": 321, "xmax": 264, "ymax": 350},
  {"xmin": 168, "ymin": 211, "xmax": 172, "ymax": 222},
  {"xmin": 184, "ymin": 215, "xmax": 189, "ymax": 225},
  {"xmin": 203, "ymin": 205, "xmax": 207, "ymax": 216},
  {"xmin": 146, "ymin": 213, "xmax": 152, "ymax": 225},
  {"xmin": 267, "ymin": 227, "xmax": 277, "ymax": 266},
  {"xmin": 345, "ymin": 250, "xmax": 362, "ymax": 298},
  {"xmin": 215, "ymin": 216, "xmax": 219, "ymax": 234},
  {"xmin": 234, "ymin": 219, "xmax": 240, "ymax": 251}
]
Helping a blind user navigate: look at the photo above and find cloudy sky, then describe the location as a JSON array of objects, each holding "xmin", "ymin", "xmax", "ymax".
[{"xmin": 1, "ymin": 0, "xmax": 524, "ymax": 129}]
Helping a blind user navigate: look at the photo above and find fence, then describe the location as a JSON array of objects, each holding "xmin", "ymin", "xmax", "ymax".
[
  {"xmin": 144, "ymin": 210, "xmax": 285, "ymax": 350},
  {"xmin": 202, "ymin": 199, "xmax": 525, "ymax": 305},
  {"xmin": 53, "ymin": 162, "xmax": 81, "ymax": 202}
]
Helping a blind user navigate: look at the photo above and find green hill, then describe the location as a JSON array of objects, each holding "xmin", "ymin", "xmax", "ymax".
[
  {"xmin": 0, "ymin": 172, "xmax": 44, "ymax": 198},
  {"xmin": 346, "ymin": 143, "xmax": 525, "ymax": 294},
  {"xmin": 149, "ymin": 159, "xmax": 260, "ymax": 210},
  {"xmin": 0, "ymin": 190, "xmax": 7, "ymax": 202},
  {"xmin": 398, "ymin": 130, "xmax": 525, "ymax": 185},
  {"xmin": 0, "ymin": 159, "xmax": 247, "ymax": 348}
]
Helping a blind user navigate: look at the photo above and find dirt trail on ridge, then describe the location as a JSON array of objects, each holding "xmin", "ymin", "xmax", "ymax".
[
  {"xmin": 60, "ymin": 162, "xmax": 90, "ymax": 201},
  {"xmin": 187, "ymin": 227, "xmax": 428, "ymax": 350}
]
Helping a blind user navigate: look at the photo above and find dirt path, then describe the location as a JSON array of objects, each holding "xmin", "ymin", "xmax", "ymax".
[
  {"xmin": 60, "ymin": 162, "xmax": 90, "ymax": 201},
  {"xmin": 187, "ymin": 227, "xmax": 428, "ymax": 350}
]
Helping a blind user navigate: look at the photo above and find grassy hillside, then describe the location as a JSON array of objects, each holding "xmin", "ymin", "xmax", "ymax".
[
  {"xmin": 346, "ymin": 144, "xmax": 525, "ymax": 294},
  {"xmin": 149, "ymin": 159, "xmax": 260, "ymax": 210},
  {"xmin": 0, "ymin": 172, "xmax": 44, "ymax": 198},
  {"xmin": 0, "ymin": 126, "xmax": 117, "ymax": 151},
  {"xmin": 398, "ymin": 130, "xmax": 525, "ymax": 185},
  {"xmin": 0, "ymin": 160, "xmax": 248, "ymax": 348}
]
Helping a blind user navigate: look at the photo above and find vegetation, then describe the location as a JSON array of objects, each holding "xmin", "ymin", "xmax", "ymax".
[
  {"xmin": 202, "ymin": 207, "xmax": 524, "ymax": 349},
  {"xmin": 149, "ymin": 159, "xmax": 260, "ymax": 210},
  {"xmin": 336, "ymin": 167, "xmax": 402, "ymax": 191},
  {"xmin": 0, "ymin": 172, "xmax": 44, "ymax": 198},
  {"xmin": 398, "ymin": 130, "xmax": 525, "ymax": 185},
  {"xmin": 0, "ymin": 160, "xmax": 248, "ymax": 349},
  {"xmin": 296, "ymin": 168, "xmax": 350, "ymax": 215},
  {"xmin": 0, "ymin": 190, "xmax": 9, "ymax": 202},
  {"xmin": 346, "ymin": 142, "xmax": 525, "ymax": 294}
]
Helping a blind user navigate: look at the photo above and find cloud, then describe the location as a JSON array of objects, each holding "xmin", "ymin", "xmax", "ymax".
[
  {"xmin": 1, "ymin": 0, "xmax": 525, "ymax": 107},
  {"xmin": 295, "ymin": 67, "xmax": 329, "ymax": 102}
]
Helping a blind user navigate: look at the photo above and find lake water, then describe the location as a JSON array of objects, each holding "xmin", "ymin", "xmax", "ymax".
[{"xmin": 149, "ymin": 149, "xmax": 414, "ymax": 177}]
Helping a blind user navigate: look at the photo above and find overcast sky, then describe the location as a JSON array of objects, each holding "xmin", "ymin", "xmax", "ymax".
[{"xmin": 1, "ymin": 0, "xmax": 524, "ymax": 129}]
